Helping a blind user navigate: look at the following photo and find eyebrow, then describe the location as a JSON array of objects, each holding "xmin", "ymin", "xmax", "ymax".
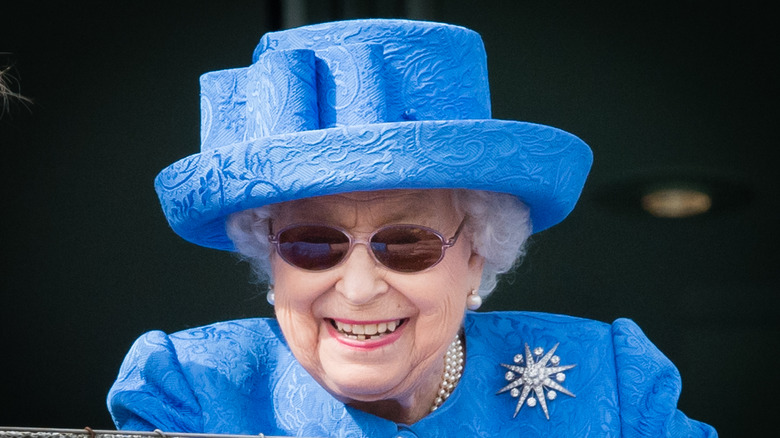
[{"xmin": 279, "ymin": 192, "xmax": 443, "ymax": 226}]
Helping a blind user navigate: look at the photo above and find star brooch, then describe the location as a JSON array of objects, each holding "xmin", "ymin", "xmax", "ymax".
[{"xmin": 496, "ymin": 343, "xmax": 576, "ymax": 419}]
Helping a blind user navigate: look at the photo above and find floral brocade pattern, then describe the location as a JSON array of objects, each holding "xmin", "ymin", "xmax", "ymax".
[
  {"xmin": 154, "ymin": 19, "xmax": 593, "ymax": 250},
  {"xmin": 107, "ymin": 312, "xmax": 717, "ymax": 437},
  {"xmin": 155, "ymin": 120, "xmax": 591, "ymax": 250}
]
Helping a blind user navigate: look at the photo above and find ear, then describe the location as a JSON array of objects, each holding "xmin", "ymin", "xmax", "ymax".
[{"xmin": 467, "ymin": 251, "xmax": 485, "ymax": 286}]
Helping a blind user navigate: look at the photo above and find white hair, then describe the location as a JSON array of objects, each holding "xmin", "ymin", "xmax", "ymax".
[{"xmin": 225, "ymin": 189, "xmax": 532, "ymax": 299}]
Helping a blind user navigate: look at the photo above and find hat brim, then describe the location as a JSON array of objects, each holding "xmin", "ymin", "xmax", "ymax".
[{"xmin": 155, "ymin": 119, "xmax": 592, "ymax": 250}]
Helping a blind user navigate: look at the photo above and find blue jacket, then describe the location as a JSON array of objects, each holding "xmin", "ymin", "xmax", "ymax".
[{"xmin": 108, "ymin": 311, "xmax": 716, "ymax": 437}]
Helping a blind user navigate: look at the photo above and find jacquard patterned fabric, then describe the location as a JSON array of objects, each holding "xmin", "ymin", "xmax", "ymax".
[
  {"xmin": 154, "ymin": 20, "xmax": 593, "ymax": 250},
  {"xmin": 108, "ymin": 312, "xmax": 716, "ymax": 437}
]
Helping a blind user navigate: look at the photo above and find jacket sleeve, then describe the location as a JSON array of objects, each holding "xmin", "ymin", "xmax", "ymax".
[
  {"xmin": 107, "ymin": 330, "xmax": 203, "ymax": 432},
  {"xmin": 611, "ymin": 318, "xmax": 717, "ymax": 437}
]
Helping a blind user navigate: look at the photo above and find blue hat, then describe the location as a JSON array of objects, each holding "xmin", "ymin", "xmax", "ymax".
[{"xmin": 155, "ymin": 19, "xmax": 593, "ymax": 250}]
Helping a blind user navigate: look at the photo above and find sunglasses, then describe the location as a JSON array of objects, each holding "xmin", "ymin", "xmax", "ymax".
[{"xmin": 267, "ymin": 218, "xmax": 467, "ymax": 273}]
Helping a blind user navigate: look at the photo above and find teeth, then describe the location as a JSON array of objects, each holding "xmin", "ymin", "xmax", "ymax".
[{"xmin": 334, "ymin": 319, "xmax": 403, "ymax": 339}]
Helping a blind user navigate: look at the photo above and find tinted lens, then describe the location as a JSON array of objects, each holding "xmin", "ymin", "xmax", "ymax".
[
  {"xmin": 371, "ymin": 226, "xmax": 444, "ymax": 272},
  {"xmin": 277, "ymin": 225, "xmax": 350, "ymax": 271}
]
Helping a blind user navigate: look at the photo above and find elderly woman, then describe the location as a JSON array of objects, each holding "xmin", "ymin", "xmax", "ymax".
[{"xmin": 108, "ymin": 19, "xmax": 716, "ymax": 436}]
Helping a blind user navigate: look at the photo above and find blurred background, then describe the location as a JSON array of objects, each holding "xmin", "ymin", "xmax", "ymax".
[{"xmin": 2, "ymin": 1, "xmax": 777, "ymax": 435}]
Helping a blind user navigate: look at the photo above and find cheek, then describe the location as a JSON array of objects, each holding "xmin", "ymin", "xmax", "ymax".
[
  {"xmin": 271, "ymin": 256, "xmax": 325, "ymax": 309},
  {"xmin": 435, "ymin": 246, "xmax": 475, "ymax": 312},
  {"xmin": 400, "ymin": 270, "xmax": 466, "ymax": 376},
  {"xmin": 271, "ymin": 260, "xmax": 327, "ymax": 368},
  {"xmin": 406, "ymin": 255, "xmax": 471, "ymax": 329}
]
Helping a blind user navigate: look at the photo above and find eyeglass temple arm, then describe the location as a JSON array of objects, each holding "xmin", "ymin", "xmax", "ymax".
[
  {"xmin": 445, "ymin": 217, "xmax": 467, "ymax": 247},
  {"xmin": 266, "ymin": 219, "xmax": 277, "ymax": 244}
]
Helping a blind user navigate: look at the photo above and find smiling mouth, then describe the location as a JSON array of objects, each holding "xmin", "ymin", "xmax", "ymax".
[{"xmin": 328, "ymin": 318, "xmax": 407, "ymax": 341}]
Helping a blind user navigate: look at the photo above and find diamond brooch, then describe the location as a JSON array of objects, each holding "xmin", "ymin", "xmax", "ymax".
[{"xmin": 496, "ymin": 343, "xmax": 576, "ymax": 419}]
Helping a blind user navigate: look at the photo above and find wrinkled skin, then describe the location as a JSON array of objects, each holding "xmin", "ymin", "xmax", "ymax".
[{"xmin": 269, "ymin": 189, "xmax": 484, "ymax": 424}]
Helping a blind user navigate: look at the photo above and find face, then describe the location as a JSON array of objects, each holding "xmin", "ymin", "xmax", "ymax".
[{"xmin": 269, "ymin": 189, "xmax": 484, "ymax": 410}]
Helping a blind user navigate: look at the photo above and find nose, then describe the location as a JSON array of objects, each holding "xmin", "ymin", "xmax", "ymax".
[{"xmin": 334, "ymin": 243, "xmax": 389, "ymax": 305}]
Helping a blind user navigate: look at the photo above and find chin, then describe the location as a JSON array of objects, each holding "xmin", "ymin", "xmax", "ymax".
[{"xmin": 320, "ymin": 365, "xmax": 405, "ymax": 401}]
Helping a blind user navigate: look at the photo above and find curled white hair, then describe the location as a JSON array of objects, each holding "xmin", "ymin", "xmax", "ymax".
[
  {"xmin": 450, "ymin": 189, "xmax": 531, "ymax": 297},
  {"xmin": 225, "ymin": 189, "xmax": 532, "ymax": 300}
]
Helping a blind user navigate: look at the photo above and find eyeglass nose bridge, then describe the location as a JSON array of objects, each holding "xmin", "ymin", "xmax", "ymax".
[
  {"xmin": 325, "ymin": 228, "xmax": 417, "ymax": 268},
  {"xmin": 266, "ymin": 218, "xmax": 466, "ymax": 272},
  {"xmin": 340, "ymin": 235, "xmax": 384, "ymax": 267}
]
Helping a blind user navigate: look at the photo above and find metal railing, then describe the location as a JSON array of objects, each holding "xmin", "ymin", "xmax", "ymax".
[{"xmin": 0, "ymin": 427, "xmax": 327, "ymax": 438}]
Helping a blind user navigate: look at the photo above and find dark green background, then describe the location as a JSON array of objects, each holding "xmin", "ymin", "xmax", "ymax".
[{"xmin": 2, "ymin": 1, "xmax": 777, "ymax": 435}]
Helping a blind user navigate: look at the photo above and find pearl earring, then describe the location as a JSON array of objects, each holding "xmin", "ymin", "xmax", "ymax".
[
  {"xmin": 466, "ymin": 288, "xmax": 482, "ymax": 310},
  {"xmin": 267, "ymin": 285, "xmax": 275, "ymax": 306}
]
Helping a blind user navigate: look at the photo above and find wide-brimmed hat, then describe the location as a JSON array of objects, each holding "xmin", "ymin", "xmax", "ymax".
[{"xmin": 155, "ymin": 19, "xmax": 593, "ymax": 250}]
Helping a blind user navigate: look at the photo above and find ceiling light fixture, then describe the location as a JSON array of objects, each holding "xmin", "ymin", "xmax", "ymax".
[
  {"xmin": 592, "ymin": 170, "xmax": 751, "ymax": 219},
  {"xmin": 640, "ymin": 186, "xmax": 712, "ymax": 218}
]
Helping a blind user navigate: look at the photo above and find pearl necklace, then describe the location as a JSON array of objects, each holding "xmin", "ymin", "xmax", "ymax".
[{"xmin": 430, "ymin": 334, "xmax": 464, "ymax": 412}]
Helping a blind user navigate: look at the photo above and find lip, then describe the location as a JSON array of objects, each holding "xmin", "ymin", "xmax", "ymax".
[
  {"xmin": 331, "ymin": 317, "xmax": 402, "ymax": 325},
  {"xmin": 325, "ymin": 318, "xmax": 407, "ymax": 350}
]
